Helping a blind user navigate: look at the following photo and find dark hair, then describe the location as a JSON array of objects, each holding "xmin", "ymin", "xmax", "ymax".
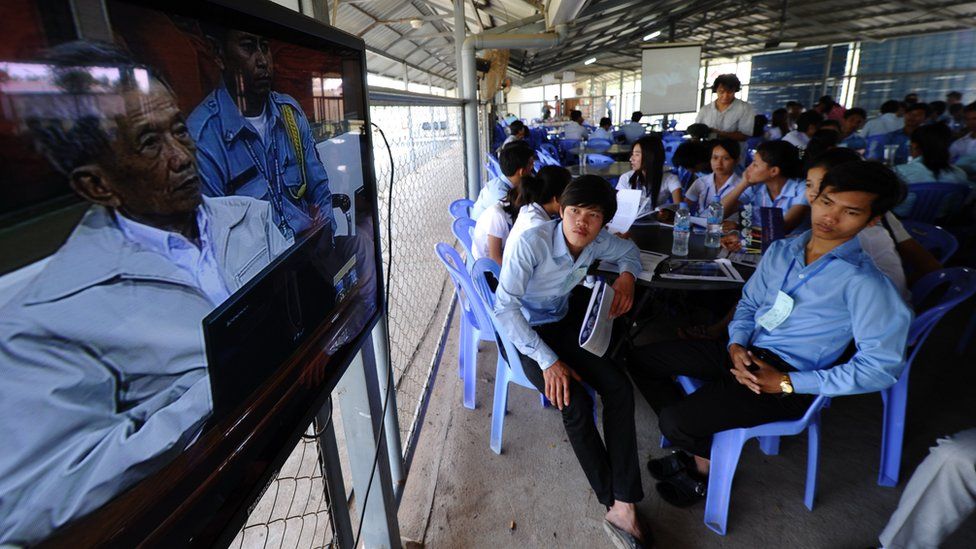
[
  {"xmin": 509, "ymin": 120, "xmax": 527, "ymax": 136},
  {"xmin": 631, "ymin": 111, "xmax": 643, "ymax": 122},
  {"xmin": 844, "ymin": 108, "xmax": 867, "ymax": 120},
  {"xmin": 30, "ymin": 41, "xmax": 165, "ymax": 176},
  {"xmin": 818, "ymin": 160, "xmax": 906, "ymax": 217},
  {"xmin": 711, "ymin": 138, "xmax": 740, "ymax": 162},
  {"xmin": 820, "ymin": 119, "xmax": 842, "ymax": 131},
  {"xmin": 630, "ymin": 135, "xmax": 666, "ymax": 207},
  {"xmin": 560, "ymin": 175, "xmax": 617, "ymax": 222},
  {"xmin": 711, "ymin": 74, "xmax": 741, "ymax": 93},
  {"xmin": 904, "ymin": 93, "xmax": 919, "ymax": 104},
  {"xmin": 752, "ymin": 114, "xmax": 768, "ymax": 137},
  {"xmin": 907, "ymin": 102, "xmax": 932, "ymax": 117},
  {"xmin": 786, "ymin": 101, "xmax": 803, "ymax": 109},
  {"xmin": 910, "ymin": 123, "xmax": 953, "ymax": 177},
  {"xmin": 803, "ymin": 130, "xmax": 840, "ymax": 169},
  {"xmin": 964, "ymin": 102, "xmax": 976, "ymax": 114},
  {"xmin": 598, "ymin": 117, "xmax": 612, "ymax": 128},
  {"xmin": 498, "ymin": 141, "xmax": 536, "ymax": 177},
  {"xmin": 771, "ymin": 108, "xmax": 790, "ymax": 134},
  {"xmin": 686, "ymin": 123, "xmax": 711, "ymax": 139},
  {"xmin": 816, "ymin": 95, "xmax": 836, "ymax": 110},
  {"xmin": 880, "ymin": 100, "xmax": 901, "ymax": 114},
  {"xmin": 570, "ymin": 110, "xmax": 583, "ymax": 122},
  {"xmin": 522, "ymin": 166, "xmax": 571, "ymax": 207},
  {"xmin": 806, "ymin": 147, "xmax": 861, "ymax": 173},
  {"xmin": 948, "ymin": 91, "xmax": 962, "ymax": 100},
  {"xmin": 796, "ymin": 110, "xmax": 823, "ymax": 133},
  {"xmin": 755, "ymin": 141, "xmax": 803, "ymax": 179},
  {"xmin": 930, "ymin": 100, "xmax": 947, "ymax": 115},
  {"xmin": 671, "ymin": 140, "xmax": 712, "ymax": 171}
]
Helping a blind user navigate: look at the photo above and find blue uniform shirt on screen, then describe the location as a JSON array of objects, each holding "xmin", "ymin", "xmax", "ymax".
[
  {"xmin": 188, "ymin": 86, "xmax": 336, "ymax": 239},
  {"xmin": 494, "ymin": 219, "xmax": 641, "ymax": 369},
  {"xmin": 727, "ymin": 231, "xmax": 912, "ymax": 396}
]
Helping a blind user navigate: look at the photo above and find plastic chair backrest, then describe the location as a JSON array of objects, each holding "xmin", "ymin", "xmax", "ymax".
[
  {"xmin": 436, "ymin": 243, "xmax": 494, "ymax": 335},
  {"xmin": 900, "ymin": 220, "xmax": 958, "ymax": 264},
  {"xmin": 559, "ymin": 139, "xmax": 581, "ymax": 153},
  {"xmin": 663, "ymin": 140, "xmax": 680, "ymax": 165},
  {"xmin": 539, "ymin": 142, "xmax": 558, "ymax": 157},
  {"xmin": 865, "ymin": 135, "xmax": 887, "ymax": 160},
  {"xmin": 452, "ymin": 217, "xmax": 476, "ymax": 259},
  {"xmin": 587, "ymin": 138, "xmax": 613, "ymax": 152},
  {"xmin": 612, "ymin": 130, "xmax": 626, "ymax": 143},
  {"xmin": 908, "ymin": 267, "xmax": 976, "ymax": 350},
  {"xmin": 449, "ymin": 198, "xmax": 474, "ymax": 220},
  {"xmin": 586, "ymin": 154, "xmax": 614, "ymax": 166},
  {"xmin": 486, "ymin": 154, "xmax": 503, "ymax": 180},
  {"xmin": 471, "ymin": 257, "xmax": 529, "ymax": 376},
  {"xmin": 535, "ymin": 147, "xmax": 560, "ymax": 167},
  {"xmin": 901, "ymin": 182, "xmax": 969, "ymax": 223}
]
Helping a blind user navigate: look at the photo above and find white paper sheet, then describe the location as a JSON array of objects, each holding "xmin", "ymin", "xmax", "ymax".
[
  {"xmin": 579, "ymin": 280, "xmax": 616, "ymax": 357},
  {"xmin": 607, "ymin": 189, "xmax": 642, "ymax": 234},
  {"xmin": 598, "ymin": 250, "xmax": 669, "ymax": 282}
]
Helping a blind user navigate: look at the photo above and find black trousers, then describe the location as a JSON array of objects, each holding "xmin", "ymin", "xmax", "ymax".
[
  {"xmin": 627, "ymin": 339, "xmax": 814, "ymax": 459},
  {"xmin": 518, "ymin": 298, "xmax": 644, "ymax": 507}
]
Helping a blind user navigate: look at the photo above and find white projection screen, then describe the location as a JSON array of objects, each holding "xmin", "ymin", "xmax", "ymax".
[{"xmin": 640, "ymin": 44, "xmax": 703, "ymax": 115}]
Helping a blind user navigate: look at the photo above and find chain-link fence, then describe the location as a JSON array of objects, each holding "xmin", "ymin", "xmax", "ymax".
[{"xmin": 230, "ymin": 98, "xmax": 466, "ymax": 548}]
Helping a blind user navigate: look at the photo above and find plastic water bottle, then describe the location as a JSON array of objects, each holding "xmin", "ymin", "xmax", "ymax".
[
  {"xmin": 705, "ymin": 199, "xmax": 723, "ymax": 248},
  {"xmin": 672, "ymin": 202, "xmax": 690, "ymax": 257}
]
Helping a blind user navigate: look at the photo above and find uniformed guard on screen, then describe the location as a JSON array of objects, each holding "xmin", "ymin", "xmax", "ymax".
[{"xmin": 189, "ymin": 27, "xmax": 336, "ymax": 241}]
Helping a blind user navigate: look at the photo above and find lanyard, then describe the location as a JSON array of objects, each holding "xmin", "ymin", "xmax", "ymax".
[
  {"xmin": 242, "ymin": 129, "xmax": 294, "ymax": 239},
  {"xmin": 780, "ymin": 256, "xmax": 834, "ymax": 297},
  {"xmin": 708, "ymin": 176, "xmax": 734, "ymax": 204}
]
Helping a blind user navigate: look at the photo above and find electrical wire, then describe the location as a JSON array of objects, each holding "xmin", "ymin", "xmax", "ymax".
[{"xmin": 350, "ymin": 120, "xmax": 396, "ymax": 549}]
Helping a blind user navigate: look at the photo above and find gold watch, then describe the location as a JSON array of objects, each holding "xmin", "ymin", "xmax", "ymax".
[{"xmin": 779, "ymin": 375, "xmax": 794, "ymax": 394}]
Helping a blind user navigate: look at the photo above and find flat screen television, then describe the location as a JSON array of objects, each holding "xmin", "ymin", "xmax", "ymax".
[{"xmin": 0, "ymin": 0, "xmax": 382, "ymax": 545}]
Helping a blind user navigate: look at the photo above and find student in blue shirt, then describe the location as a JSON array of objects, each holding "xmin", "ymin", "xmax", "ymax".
[
  {"xmin": 591, "ymin": 117, "xmax": 614, "ymax": 141},
  {"xmin": 885, "ymin": 102, "xmax": 929, "ymax": 165},
  {"xmin": 627, "ymin": 161, "xmax": 911, "ymax": 508},
  {"xmin": 189, "ymin": 28, "xmax": 335, "ymax": 242},
  {"xmin": 494, "ymin": 176, "xmax": 649, "ymax": 546},
  {"xmin": 470, "ymin": 141, "xmax": 536, "ymax": 219},
  {"xmin": 721, "ymin": 140, "xmax": 809, "ymax": 232},
  {"xmin": 838, "ymin": 107, "xmax": 867, "ymax": 151}
]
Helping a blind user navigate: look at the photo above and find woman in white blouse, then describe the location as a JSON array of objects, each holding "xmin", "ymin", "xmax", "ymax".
[
  {"xmin": 507, "ymin": 166, "xmax": 572, "ymax": 248},
  {"xmin": 472, "ymin": 187, "xmax": 518, "ymax": 264},
  {"xmin": 684, "ymin": 139, "xmax": 742, "ymax": 213},
  {"xmin": 615, "ymin": 135, "xmax": 683, "ymax": 208}
]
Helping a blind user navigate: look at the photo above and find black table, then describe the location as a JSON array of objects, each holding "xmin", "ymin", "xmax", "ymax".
[
  {"xmin": 568, "ymin": 161, "xmax": 632, "ymax": 178},
  {"xmin": 627, "ymin": 224, "xmax": 754, "ymax": 290}
]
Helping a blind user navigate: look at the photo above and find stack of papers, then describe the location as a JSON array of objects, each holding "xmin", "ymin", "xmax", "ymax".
[{"xmin": 597, "ymin": 251, "xmax": 668, "ymax": 282}]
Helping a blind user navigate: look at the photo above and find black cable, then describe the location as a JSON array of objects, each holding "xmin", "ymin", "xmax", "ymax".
[{"xmin": 350, "ymin": 121, "xmax": 396, "ymax": 549}]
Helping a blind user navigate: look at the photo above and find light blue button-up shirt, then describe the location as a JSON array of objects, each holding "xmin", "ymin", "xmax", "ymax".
[
  {"xmin": 495, "ymin": 219, "xmax": 641, "ymax": 369},
  {"xmin": 116, "ymin": 208, "xmax": 231, "ymax": 306},
  {"xmin": 471, "ymin": 174, "xmax": 514, "ymax": 219},
  {"xmin": 738, "ymin": 177, "xmax": 809, "ymax": 227},
  {"xmin": 728, "ymin": 231, "xmax": 912, "ymax": 396}
]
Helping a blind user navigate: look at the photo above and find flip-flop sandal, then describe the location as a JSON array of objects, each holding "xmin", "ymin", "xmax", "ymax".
[
  {"xmin": 646, "ymin": 450, "xmax": 694, "ymax": 481},
  {"xmin": 603, "ymin": 520, "xmax": 645, "ymax": 549},
  {"xmin": 655, "ymin": 470, "xmax": 707, "ymax": 508}
]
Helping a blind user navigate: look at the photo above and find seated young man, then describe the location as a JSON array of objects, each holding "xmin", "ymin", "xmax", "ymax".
[
  {"xmin": 627, "ymin": 161, "xmax": 912, "ymax": 507},
  {"xmin": 471, "ymin": 140, "xmax": 536, "ymax": 219},
  {"xmin": 494, "ymin": 176, "xmax": 650, "ymax": 546}
]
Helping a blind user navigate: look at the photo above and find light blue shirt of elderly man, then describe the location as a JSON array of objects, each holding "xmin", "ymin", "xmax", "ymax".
[{"xmin": 494, "ymin": 175, "xmax": 651, "ymax": 548}]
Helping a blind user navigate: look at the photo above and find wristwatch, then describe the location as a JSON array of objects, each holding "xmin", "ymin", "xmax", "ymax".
[{"xmin": 780, "ymin": 375, "xmax": 794, "ymax": 395}]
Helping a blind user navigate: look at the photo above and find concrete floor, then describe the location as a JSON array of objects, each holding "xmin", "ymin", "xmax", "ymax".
[{"xmin": 398, "ymin": 297, "xmax": 976, "ymax": 548}]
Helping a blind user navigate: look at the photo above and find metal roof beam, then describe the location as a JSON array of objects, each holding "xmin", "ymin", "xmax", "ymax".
[{"xmin": 890, "ymin": 0, "xmax": 976, "ymax": 28}]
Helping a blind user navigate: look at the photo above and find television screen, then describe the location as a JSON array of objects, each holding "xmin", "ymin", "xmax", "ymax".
[{"xmin": 0, "ymin": 0, "xmax": 380, "ymax": 544}]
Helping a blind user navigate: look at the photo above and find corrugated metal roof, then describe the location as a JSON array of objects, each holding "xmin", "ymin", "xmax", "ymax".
[{"xmin": 326, "ymin": 0, "xmax": 976, "ymax": 90}]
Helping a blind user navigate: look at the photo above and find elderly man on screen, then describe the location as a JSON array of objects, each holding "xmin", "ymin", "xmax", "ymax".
[{"xmin": 0, "ymin": 42, "xmax": 289, "ymax": 545}]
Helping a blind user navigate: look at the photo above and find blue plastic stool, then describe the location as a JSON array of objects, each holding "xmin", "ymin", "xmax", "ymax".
[
  {"xmin": 435, "ymin": 244, "xmax": 499, "ymax": 409},
  {"xmin": 472, "ymin": 258, "xmax": 597, "ymax": 453},
  {"xmin": 587, "ymin": 138, "xmax": 613, "ymax": 153},
  {"xmin": 878, "ymin": 267, "xmax": 976, "ymax": 486},
  {"xmin": 449, "ymin": 198, "xmax": 474, "ymax": 220},
  {"xmin": 704, "ymin": 395, "xmax": 830, "ymax": 535},
  {"xmin": 586, "ymin": 153, "xmax": 614, "ymax": 166}
]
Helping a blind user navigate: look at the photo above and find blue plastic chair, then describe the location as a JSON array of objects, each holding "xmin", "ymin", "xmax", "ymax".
[
  {"xmin": 663, "ymin": 139, "xmax": 681, "ymax": 166},
  {"xmin": 539, "ymin": 142, "xmax": 558, "ymax": 158},
  {"xmin": 449, "ymin": 198, "xmax": 474, "ymax": 220},
  {"xmin": 898, "ymin": 182, "xmax": 969, "ymax": 223},
  {"xmin": 878, "ymin": 267, "xmax": 976, "ymax": 486},
  {"xmin": 900, "ymin": 220, "xmax": 958, "ymax": 264},
  {"xmin": 587, "ymin": 138, "xmax": 613, "ymax": 153},
  {"xmin": 612, "ymin": 130, "xmax": 626, "ymax": 144},
  {"xmin": 485, "ymin": 154, "xmax": 503, "ymax": 180},
  {"xmin": 471, "ymin": 258, "xmax": 597, "ymax": 453},
  {"xmin": 704, "ymin": 395, "xmax": 830, "ymax": 535},
  {"xmin": 435, "ymin": 244, "xmax": 497, "ymax": 410},
  {"xmin": 742, "ymin": 136, "xmax": 764, "ymax": 167},
  {"xmin": 452, "ymin": 217, "xmax": 476, "ymax": 262},
  {"xmin": 865, "ymin": 134, "xmax": 888, "ymax": 160},
  {"xmin": 535, "ymin": 147, "xmax": 561, "ymax": 167},
  {"xmin": 559, "ymin": 139, "xmax": 582, "ymax": 163},
  {"xmin": 586, "ymin": 153, "xmax": 614, "ymax": 167}
]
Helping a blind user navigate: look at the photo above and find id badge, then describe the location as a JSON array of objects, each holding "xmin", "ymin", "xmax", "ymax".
[{"xmin": 757, "ymin": 290, "xmax": 794, "ymax": 332}]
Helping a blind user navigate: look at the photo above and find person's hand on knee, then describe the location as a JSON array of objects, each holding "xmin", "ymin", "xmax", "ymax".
[{"xmin": 543, "ymin": 360, "xmax": 582, "ymax": 410}]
